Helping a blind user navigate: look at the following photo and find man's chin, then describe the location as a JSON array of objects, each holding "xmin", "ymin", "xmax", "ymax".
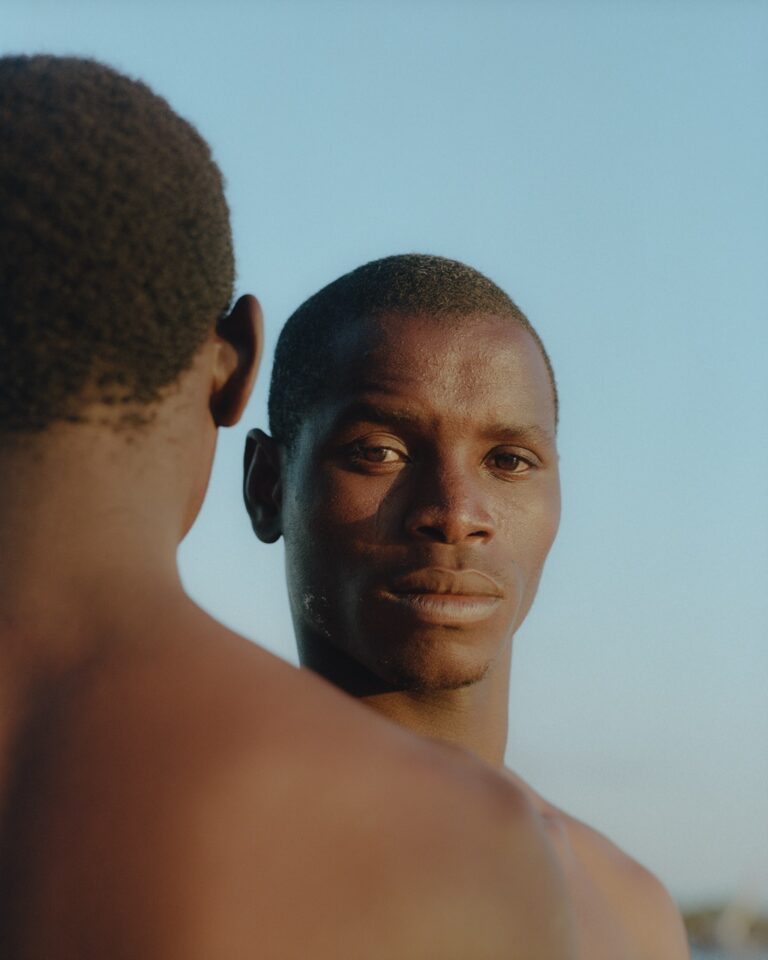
[
  {"xmin": 300, "ymin": 622, "xmax": 500, "ymax": 695},
  {"xmin": 357, "ymin": 608, "xmax": 509, "ymax": 693},
  {"xmin": 373, "ymin": 648, "xmax": 492, "ymax": 693}
]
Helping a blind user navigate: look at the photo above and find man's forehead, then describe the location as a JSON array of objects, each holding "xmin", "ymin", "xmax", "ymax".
[
  {"xmin": 330, "ymin": 311, "xmax": 550, "ymax": 396},
  {"xmin": 311, "ymin": 313, "xmax": 556, "ymax": 438},
  {"xmin": 331, "ymin": 311, "xmax": 539, "ymax": 377}
]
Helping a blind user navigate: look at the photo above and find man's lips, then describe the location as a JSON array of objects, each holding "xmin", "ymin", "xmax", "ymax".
[
  {"xmin": 388, "ymin": 568, "xmax": 503, "ymax": 598},
  {"xmin": 380, "ymin": 568, "xmax": 503, "ymax": 626}
]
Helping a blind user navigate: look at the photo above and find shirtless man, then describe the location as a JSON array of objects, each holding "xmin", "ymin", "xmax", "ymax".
[
  {"xmin": 245, "ymin": 253, "xmax": 691, "ymax": 960},
  {"xmin": 0, "ymin": 59, "xmax": 574, "ymax": 958}
]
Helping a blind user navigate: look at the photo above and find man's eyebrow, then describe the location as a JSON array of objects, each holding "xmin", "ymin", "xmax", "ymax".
[
  {"xmin": 329, "ymin": 400, "xmax": 421, "ymax": 430},
  {"xmin": 328, "ymin": 402, "xmax": 556, "ymax": 444},
  {"xmin": 480, "ymin": 423, "xmax": 556, "ymax": 445}
]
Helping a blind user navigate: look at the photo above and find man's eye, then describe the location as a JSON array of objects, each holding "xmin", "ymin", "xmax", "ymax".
[
  {"xmin": 487, "ymin": 450, "xmax": 532, "ymax": 473},
  {"xmin": 350, "ymin": 444, "xmax": 407, "ymax": 465}
]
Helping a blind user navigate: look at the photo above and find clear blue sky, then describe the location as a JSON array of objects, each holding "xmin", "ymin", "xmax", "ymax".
[{"xmin": 5, "ymin": 0, "xmax": 766, "ymax": 908}]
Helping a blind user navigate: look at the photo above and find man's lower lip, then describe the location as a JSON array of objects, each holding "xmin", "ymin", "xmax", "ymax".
[{"xmin": 382, "ymin": 592, "xmax": 502, "ymax": 624}]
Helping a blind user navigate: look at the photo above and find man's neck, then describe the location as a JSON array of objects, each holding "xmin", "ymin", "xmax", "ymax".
[
  {"xmin": 0, "ymin": 424, "xmax": 191, "ymax": 682},
  {"xmin": 364, "ymin": 648, "xmax": 512, "ymax": 767},
  {"xmin": 300, "ymin": 636, "xmax": 513, "ymax": 768}
]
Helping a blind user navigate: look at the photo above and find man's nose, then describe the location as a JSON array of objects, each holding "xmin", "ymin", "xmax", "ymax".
[{"xmin": 403, "ymin": 461, "xmax": 495, "ymax": 545}]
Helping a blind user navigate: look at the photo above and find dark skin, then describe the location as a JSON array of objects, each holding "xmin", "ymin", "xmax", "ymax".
[
  {"xmin": 248, "ymin": 311, "xmax": 560, "ymax": 765},
  {"xmin": 246, "ymin": 309, "xmax": 690, "ymax": 960}
]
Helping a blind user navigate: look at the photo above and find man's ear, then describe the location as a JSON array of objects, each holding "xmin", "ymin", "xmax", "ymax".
[
  {"xmin": 244, "ymin": 428, "xmax": 283, "ymax": 543},
  {"xmin": 210, "ymin": 294, "xmax": 263, "ymax": 427}
]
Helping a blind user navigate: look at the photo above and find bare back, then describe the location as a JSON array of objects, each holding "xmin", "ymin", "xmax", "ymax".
[{"xmin": 0, "ymin": 599, "xmax": 574, "ymax": 959}]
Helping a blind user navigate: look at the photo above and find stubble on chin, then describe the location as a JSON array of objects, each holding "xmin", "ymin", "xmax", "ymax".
[{"xmin": 374, "ymin": 643, "xmax": 493, "ymax": 694}]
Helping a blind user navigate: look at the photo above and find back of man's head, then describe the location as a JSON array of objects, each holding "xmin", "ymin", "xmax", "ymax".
[{"xmin": 0, "ymin": 55, "xmax": 234, "ymax": 434}]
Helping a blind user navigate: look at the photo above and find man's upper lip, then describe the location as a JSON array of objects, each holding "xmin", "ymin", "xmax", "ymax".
[{"xmin": 389, "ymin": 568, "xmax": 503, "ymax": 598}]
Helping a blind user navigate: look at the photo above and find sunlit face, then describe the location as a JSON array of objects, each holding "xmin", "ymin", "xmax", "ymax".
[{"xmin": 279, "ymin": 312, "xmax": 560, "ymax": 691}]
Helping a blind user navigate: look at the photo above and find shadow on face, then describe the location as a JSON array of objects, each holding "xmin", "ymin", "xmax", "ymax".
[{"xmin": 246, "ymin": 311, "xmax": 560, "ymax": 694}]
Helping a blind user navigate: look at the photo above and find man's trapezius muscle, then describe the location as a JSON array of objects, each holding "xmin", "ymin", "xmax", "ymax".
[
  {"xmin": 245, "ymin": 253, "xmax": 691, "ymax": 960},
  {"xmin": 0, "ymin": 59, "xmax": 575, "ymax": 959}
]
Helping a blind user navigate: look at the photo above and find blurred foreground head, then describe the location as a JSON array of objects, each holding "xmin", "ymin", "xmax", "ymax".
[{"xmin": 0, "ymin": 55, "xmax": 236, "ymax": 435}]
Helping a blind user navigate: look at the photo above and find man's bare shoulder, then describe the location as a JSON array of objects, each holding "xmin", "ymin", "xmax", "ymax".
[
  {"xmin": 507, "ymin": 774, "xmax": 688, "ymax": 960},
  {"xmin": 131, "ymin": 616, "xmax": 574, "ymax": 958},
  {"xmin": 5, "ymin": 611, "xmax": 574, "ymax": 958},
  {"xmin": 560, "ymin": 813, "xmax": 689, "ymax": 960}
]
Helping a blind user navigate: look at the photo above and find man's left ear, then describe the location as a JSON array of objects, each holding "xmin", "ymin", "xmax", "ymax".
[
  {"xmin": 244, "ymin": 428, "xmax": 283, "ymax": 543},
  {"xmin": 210, "ymin": 294, "xmax": 263, "ymax": 427}
]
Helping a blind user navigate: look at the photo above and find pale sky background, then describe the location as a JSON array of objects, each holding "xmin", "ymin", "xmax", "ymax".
[{"xmin": 4, "ymin": 0, "xmax": 766, "ymax": 909}]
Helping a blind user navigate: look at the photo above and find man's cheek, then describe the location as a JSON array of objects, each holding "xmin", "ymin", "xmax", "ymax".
[{"xmin": 321, "ymin": 489, "xmax": 384, "ymax": 532}]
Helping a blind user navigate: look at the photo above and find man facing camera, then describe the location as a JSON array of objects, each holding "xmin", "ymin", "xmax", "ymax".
[
  {"xmin": 0, "ymin": 60, "xmax": 574, "ymax": 959},
  {"xmin": 245, "ymin": 253, "xmax": 690, "ymax": 960}
]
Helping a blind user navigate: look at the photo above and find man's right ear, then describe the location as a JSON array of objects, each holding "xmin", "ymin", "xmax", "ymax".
[{"xmin": 243, "ymin": 428, "xmax": 283, "ymax": 543}]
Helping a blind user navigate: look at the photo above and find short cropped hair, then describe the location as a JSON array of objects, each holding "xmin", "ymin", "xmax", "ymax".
[
  {"xmin": 0, "ymin": 55, "xmax": 234, "ymax": 432},
  {"xmin": 268, "ymin": 253, "xmax": 558, "ymax": 447}
]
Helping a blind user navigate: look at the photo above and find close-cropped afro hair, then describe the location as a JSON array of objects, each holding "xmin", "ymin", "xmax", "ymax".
[
  {"xmin": 268, "ymin": 253, "xmax": 558, "ymax": 448},
  {"xmin": 0, "ymin": 55, "xmax": 235, "ymax": 433}
]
